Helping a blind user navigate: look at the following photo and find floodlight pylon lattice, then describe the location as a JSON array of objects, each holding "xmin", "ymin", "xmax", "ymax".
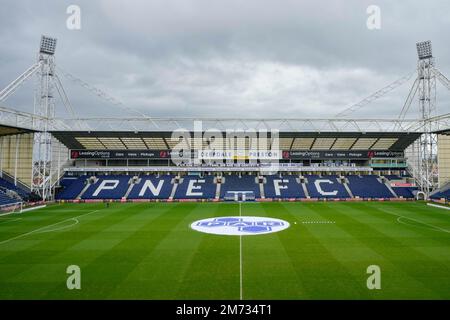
[
  {"xmin": 31, "ymin": 35, "xmax": 58, "ymax": 201},
  {"xmin": 415, "ymin": 41, "xmax": 438, "ymax": 196}
]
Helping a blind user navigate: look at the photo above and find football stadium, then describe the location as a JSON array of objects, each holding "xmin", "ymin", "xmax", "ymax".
[{"xmin": 0, "ymin": 2, "xmax": 450, "ymax": 306}]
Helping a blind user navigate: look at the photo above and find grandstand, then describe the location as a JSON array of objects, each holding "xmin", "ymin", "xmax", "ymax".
[{"xmin": 0, "ymin": 37, "xmax": 450, "ymax": 206}]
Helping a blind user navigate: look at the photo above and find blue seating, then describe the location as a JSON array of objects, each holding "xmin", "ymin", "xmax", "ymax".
[
  {"xmin": 54, "ymin": 173, "xmax": 420, "ymax": 201},
  {"xmin": 392, "ymin": 187, "xmax": 417, "ymax": 198},
  {"xmin": 384, "ymin": 175, "xmax": 401, "ymax": 180},
  {"xmin": 264, "ymin": 175, "xmax": 305, "ymax": 199},
  {"xmin": 174, "ymin": 175, "xmax": 216, "ymax": 199},
  {"xmin": 56, "ymin": 175, "xmax": 88, "ymax": 200},
  {"xmin": 220, "ymin": 175, "xmax": 260, "ymax": 199},
  {"xmin": 128, "ymin": 175, "xmax": 174, "ymax": 199},
  {"xmin": 430, "ymin": 189, "xmax": 450, "ymax": 200},
  {"xmin": 82, "ymin": 175, "xmax": 130, "ymax": 200},
  {"xmin": 305, "ymin": 175, "xmax": 350, "ymax": 199},
  {"xmin": 0, "ymin": 177, "xmax": 30, "ymax": 200},
  {"xmin": 60, "ymin": 176, "xmax": 79, "ymax": 188},
  {"xmin": 347, "ymin": 175, "xmax": 394, "ymax": 199},
  {"xmin": 0, "ymin": 190, "xmax": 16, "ymax": 206}
]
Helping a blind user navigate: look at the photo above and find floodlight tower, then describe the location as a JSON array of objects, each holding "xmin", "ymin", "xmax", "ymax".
[
  {"xmin": 31, "ymin": 35, "xmax": 57, "ymax": 201},
  {"xmin": 416, "ymin": 40, "xmax": 438, "ymax": 196}
]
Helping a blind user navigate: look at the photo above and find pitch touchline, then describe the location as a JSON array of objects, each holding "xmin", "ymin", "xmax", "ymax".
[
  {"xmin": 0, "ymin": 209, "xmax": 99, "ymax": 246},
  {"xmin": 239, "ymin": 201, "xmax": 243, "ymax": 300}
]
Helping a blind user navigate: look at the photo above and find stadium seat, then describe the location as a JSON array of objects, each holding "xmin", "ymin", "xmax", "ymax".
[
  {"xmin": 0, "ymin": 177, "xmax": 31, "ymax": 201},
  {"xmin": 264, "ymin": 175, "xmax": 305, "ymax": 199},
  {"xmin": 392, "ymin": 187, "xmax": 417, "ymax": 198},
  {"xmin": 220, "ymin": 175, "xmax": 260, "ymax": 199},
  {"xmin": 82, "ymin": 175, "xmax": 130, "ymax": 200},
  {"xmin": 56, "ymin": 175, "xmax": 88, "ymax": 200},
  {"xmin": 304, "ymin": 175, "xmax": 350, "ymax": 199},
  {"xmin": 347, "ymin": 175, "xmax": 394, "ymax": 199},
  {"xmin": 54, "ymin": 173, "xmax": 420, "ymax": 201},
  {"xmin": 127, "ymin": 175, "xmax": 175, "ymax": 199},
  {"xmin": 0, "ymin": 190, "xmax": 16, "ymax": 206},
  {"xmin": 174, "ymin": 175, "xmax": 216, "ymax": 199}
]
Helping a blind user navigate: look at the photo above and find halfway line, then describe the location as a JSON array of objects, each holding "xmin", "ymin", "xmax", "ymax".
[{"xmin": 239, "ymin": 201, "xmax": 243, "ymax": 300}]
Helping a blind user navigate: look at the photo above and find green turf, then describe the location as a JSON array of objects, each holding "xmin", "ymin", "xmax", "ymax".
[{"xmin": 0, "ymin": 201, "xmax": 449, "ymax": 299}]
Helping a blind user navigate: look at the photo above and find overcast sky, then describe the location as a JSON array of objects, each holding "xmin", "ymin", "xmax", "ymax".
[{"xmin": 1, "ymin": 0, "xmax": 450, "ymax": 121}]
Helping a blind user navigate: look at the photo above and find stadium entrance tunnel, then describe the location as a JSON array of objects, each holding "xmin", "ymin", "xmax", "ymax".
[{"xmin": 190, "ymin": 216, "xmax": 290, "ymax": 236}]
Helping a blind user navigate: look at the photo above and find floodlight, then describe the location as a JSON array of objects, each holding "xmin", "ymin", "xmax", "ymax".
[
  {"xmin": 416, "ymin": 41, "xmax": 432, "ymax": 60},
  {"xmin": 39, "ymin": 35, "xmax": 57, "ymax": 55}
]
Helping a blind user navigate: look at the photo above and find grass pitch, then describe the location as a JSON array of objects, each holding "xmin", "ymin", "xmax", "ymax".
[{"xmin": 0, "ymin": 201, "xmax": 449, "ymax": 300}]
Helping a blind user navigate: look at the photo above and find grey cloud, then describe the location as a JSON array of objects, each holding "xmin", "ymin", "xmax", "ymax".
[{"xmin": 0, "ymin": 0, "xmax": 449, "ymax": 122}]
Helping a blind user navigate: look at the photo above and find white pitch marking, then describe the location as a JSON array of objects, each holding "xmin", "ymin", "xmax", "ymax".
[
  {"xmin": 0, "ymin": 210, "xmax": 99, "ymax": 246},
  {"xmin": 395, "ymin": 215, "xmax": 450, "ymax": 234},
  {"xmin": 427, "ymin": 203, "xmax": 450, "ymax": 211},
  {"xmin": 35, "ymin": 218, "xmax": 79, "ymax": 234},
  {"xmin": 0, "ymin": 218, "xmax": 22, "ymax": 225},
  {"xmin": 239, "ymin": 201, "xmax": 243, "ymax": 300},
  {"xmin": 382, "ymin": 209, "xmax": 450, "ymax": 234},
  {"xmin": 301, "ymin": 221, "xmax": 335, "ymax": 224}
]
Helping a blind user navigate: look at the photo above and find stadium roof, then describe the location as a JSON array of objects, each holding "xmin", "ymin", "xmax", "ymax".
[
  {"xmin": 51, "ymin": 131, "xmax": 421, "ymax": 151},
  {"xmin": 0, "ymin": 124, "xmax": 34, "ymax": 137}
]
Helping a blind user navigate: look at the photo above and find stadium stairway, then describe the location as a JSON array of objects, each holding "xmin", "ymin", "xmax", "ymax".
[
  {"xmin": 124, "ymin": 178, "xmax": 136, "ymax": 199},
  {"xmin": 301, "ymin": 177, "xmax": 310, "ymax": 198},
  {"xmin": 214, "ymin": 177, "xmax": 221, "ymax": 200},
  {"xmin": 342, "ymin": 177, "xmax": 354, "ymax": 198},
  {"xmin": 76, "ymin": 178, "xmax": 95, "ymax": 200},
  {"xmin": 259, "ymin": 177, "xmax": 265, "ymax": 199},
  {"xmin": 382, "ymin": 178, "xmax": 399, "ymax": 198},
  {"xmin": 169, "ymin": 178, "xmax": 178, "ymax": 200}
]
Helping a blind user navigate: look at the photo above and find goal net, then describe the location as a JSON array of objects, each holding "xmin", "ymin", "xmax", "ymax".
[{"xmin": 0, "ymin": 202, "xmax": 23, "ymax": 216}]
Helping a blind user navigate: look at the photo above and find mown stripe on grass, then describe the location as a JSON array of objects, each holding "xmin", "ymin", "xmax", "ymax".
[
  {"xmin": 42, "ymin": 202, "xmax": 197, "ymax": 299},
  {"xmin": 265, "ymin": 202, "xmax": 372, "ymax": 299},
  {"xmin": 108, "ymin": 202, "xmax": 217, "ymax": 299},
  {"xmin": 331, "ymin": 202, "xmax": 449, "ymax": 299}
]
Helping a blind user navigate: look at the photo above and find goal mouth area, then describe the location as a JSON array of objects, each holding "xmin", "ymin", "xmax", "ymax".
[{"xmin": 0, "ymin": 202, "xmax": 23, "ymax": 216}]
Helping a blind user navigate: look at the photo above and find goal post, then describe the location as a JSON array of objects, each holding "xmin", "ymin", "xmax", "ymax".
[{"xmin": 0, "ymin": 202, "xmax": 23, "ymax": 216}]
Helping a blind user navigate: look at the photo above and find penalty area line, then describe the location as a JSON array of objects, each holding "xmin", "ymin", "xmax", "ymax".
[
  {"xmin": 0, "ymin": 209, "xmax": 100, "ymax": 246},
  {"xmin": 427, "ymin": 203, "xmax": 450, "ymax": 211},
  {"xmin": 383, "ymin": 208, "xmax": 450, "ymax": 234}
]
